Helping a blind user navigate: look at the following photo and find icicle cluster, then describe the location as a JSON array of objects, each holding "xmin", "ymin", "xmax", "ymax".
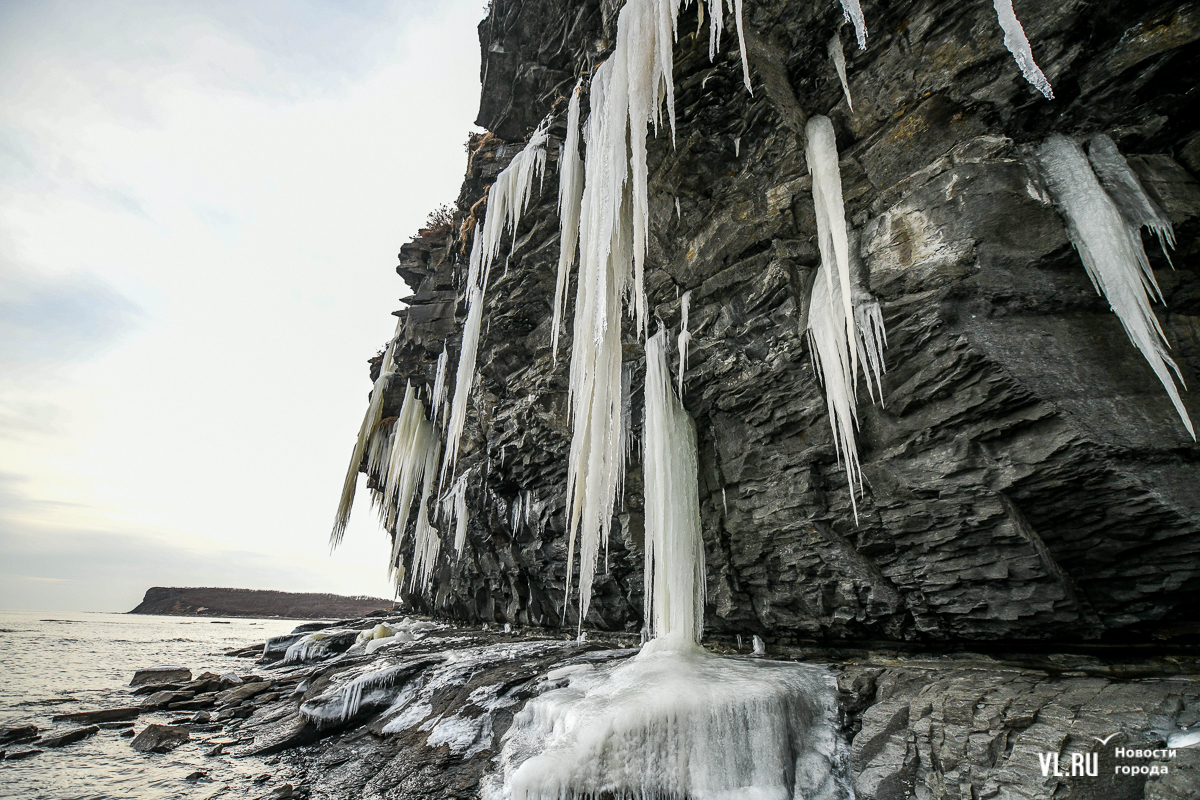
[
  {"xmin": 556, "ymin": 0, "xmax": 749, "ymax": 630},
  {"xmin": 803, "ymin": 115, "xmax": 889, "ymax": 519},
  {"xmin": 331, "ymin": 318, "xmax": 402, "ymax": 546},
  {"xmin": 444, "ymin": 122, "xmax": 552, "ymax": 485},
  {"xmin": 643, "ymin": 329, "xmax": 705, "ymax": 645},
  {"xmin": 1037, "ymin": 134, "xmax": 1193, "ymax": 439},
  {"xmin": 551, "ymin": 81, "xmax": 584, "ymax": 363}
]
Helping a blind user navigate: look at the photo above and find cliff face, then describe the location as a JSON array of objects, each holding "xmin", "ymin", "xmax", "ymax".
[{"xmin": 375, "ymin": 0, "xmax": 1200, "ymax": 647}]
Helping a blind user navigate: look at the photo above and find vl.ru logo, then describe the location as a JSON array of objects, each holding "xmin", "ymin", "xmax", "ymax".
[{"xmin": 1038, "ymin": 751, "xmax": 1099, "ymax": 777}]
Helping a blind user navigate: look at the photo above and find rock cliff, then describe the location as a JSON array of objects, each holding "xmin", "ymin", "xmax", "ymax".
[
  {"xmin": 129, "ymin": 587, "xmax": 394, "ymax": 619},
  {"xmin": 371, "ymin": 0, "xmax": 1200, "ymax": 649}
]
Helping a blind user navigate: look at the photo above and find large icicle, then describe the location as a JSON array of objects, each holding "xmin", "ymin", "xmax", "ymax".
[
  {"xmin": 992, "ymin": 0, "xmax": 1054, "ymax": 99},
  {"xmin": 643, "ymin": 329, "xmax": 705, "ymax": 645},
  {"xmin": 430, "ymin": 344, "xmax": 449, "ymax": 428},
  {"xmin": 381, "ymin": 386, "xmax": 434, "ymax": 575},
  {"xmin": 560, "ymin": 0, "xmax": 752, "ymax": 628},
  {"xmin": 331, "ymin": 318, "xmax": 402, "ymax": 546},
  {"xmin": 806, "ymin": 115, "xmax": 857, "ymax": 382},
  {"xmin": 442, "ymin": 471, "xmax": 471, "ymax": 558},
  {"xmin": 444, "ymin": 122, "xmax": 551, "ymax": 484},
  {"xmin": 551, "ymin": 81, "xmax": 585, "ymax": 363},
  {"xmin": 1037, "ymin": 134, "xmax": 1194, "ymax": 439}
]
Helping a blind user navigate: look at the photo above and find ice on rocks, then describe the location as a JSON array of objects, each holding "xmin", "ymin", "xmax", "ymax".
[{"xmin": 1038, "ymin": 134, "xmax": 1194, "ymax": 439}]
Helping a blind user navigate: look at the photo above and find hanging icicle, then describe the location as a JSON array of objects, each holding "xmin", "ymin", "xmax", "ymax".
[
  {"xmin": 828, "ymin": 31, "xmax": 853, "ymax": 111},
  {"xmin": 331, "ymin": 318, "xmax": 402, "ymax": 546},
  {"xmin": 1087, "ymin": 134, "xmax": 1176, "ymax": 266},
  {"xmin": 677, "ymin": 290, "xmax": 692, "ymax": 398},
  {"xmin": 408, "ymin": 437, "xmax": 443, "ymax": 592},
  {"xmin": 1037, "ymin": 134, "xmax": 1193, "ymax": 439},
  {"xmin": 992, "ymin": 0, "xmax": 1054, "ymax": 99},
  {"xmin": 444, "ymin": 121, "xmax": 552, "ymax": 485},
  {"xmin": 838, "ymin": 0, "xmax": 868, "ymax": 49},
  {"xmin": 552, "ymin": 80, "xmax": 585, "ymax": 363}
]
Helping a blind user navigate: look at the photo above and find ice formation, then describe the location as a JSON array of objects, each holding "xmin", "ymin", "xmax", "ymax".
[
  {"xmin": 379, "ymin": 385, "xmax": 434, "ymax": 572},
  {"xmin": 855, "ymin": 292, "xmax": 887, "ymax": 405},
  {"xmin": 1087, "ymin": 133, "xmax": 1176, "ymax": 265},
  {"xmin": 443, "ymin": 471, "xmax": 471, "ymax": 557},
  {"xmin": 807, "ymin": 263, "xmax": 865, "ymax": 519},
  {"xmin": 445, "ymin": 122, "xmax": 551, "ymax": 484},
  {"xmin": 677, "ymin": 290, "xmax": 692, "ymax": 398},
  {"xmin": 561, "ymin": 0, "xmax": 752, "ymax": 628},
  {"xmin": 551, "ymin": 80, "xmax": 585, "ymax": 363},
  {"xmin": 828, "ymin": 32, "xmax": 852, "ymax": 111},
  {"xmin": 1037, "ymin": 134, "xmax": 1193, "ymax": 438},
  {"xmin": 331, "ymin": 317, "xmax": 402, "ymax": 545},
  {"xmin": 838, "ymin": 0, "xmax": 867, "ymax": 49},
  {"xmin": 409, "ymin": 436, "xmax": 443, "ymax": 591},
  {"xmin": 643, "ymin": 329, "xmax": 705, "ymax": 643},
  {"xmin": 431, "ymin": 344, "xmax": 449, "ymax": 428},
  {"xmin": 992, "ymin": 0, "xmax": 1054, "ymax": 99},
  {"xmin": 493, "ymin": 643, "xmax": 848, "ymax": 800},
  {"xmin": 806, "ymin": 115, "xmax": 857, "ymax": 381}
]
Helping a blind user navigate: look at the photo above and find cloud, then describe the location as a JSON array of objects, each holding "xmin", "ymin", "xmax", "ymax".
[{"xmin": 0, "ymin": 264, "xmax": 144, "ymax": 365}]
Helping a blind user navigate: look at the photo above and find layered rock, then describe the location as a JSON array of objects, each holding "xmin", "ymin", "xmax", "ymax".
[{"xmin": 367, "ymin": 0, "xmax": 1200, "ymax": 649}]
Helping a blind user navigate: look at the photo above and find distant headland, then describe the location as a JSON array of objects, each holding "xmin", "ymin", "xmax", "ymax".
[{"xmin": 128, "ymin": 586, "xmax": 396, "ymax": 619}]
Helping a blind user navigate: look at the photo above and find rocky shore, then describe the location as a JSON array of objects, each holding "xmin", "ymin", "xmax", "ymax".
[{"xmin": 7, "ymin": 615, "xmax": 1197, "ymax": 798}]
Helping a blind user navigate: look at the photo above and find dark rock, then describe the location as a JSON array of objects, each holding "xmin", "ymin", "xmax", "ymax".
[
  {"xmin": 131, "ymin": 682, "xmax": 182, "ymax": 695},
  {"xmin": 40, "ymin": 726, "xmax": 99, "ymax": 748},
  {"xmin": 140, "ymin": 690, "xmax": 195, "ymax": 710},
  {"xmin": 216, "ymin": 681, "xmax": 273, "ymax": 706},
  {"xmin": 130, "ymin": 724, "xmax": 190, "ymax": 753},
  {"xmin": 119, "ymin": 729, "xmax": 135, "ymax": 738},
  {"xmin": 129, "ymin": 586, "xmax": 392, "ymax": 619},
  {"xmin": 206, "ymin": 743, "xmax": 225, "ymax": 756},
  {"xmin": 184, "ymin": 770, "xmax": 209, "ymax": 781},
  {"xmin": 0, "ymin": 724, "xmax": 38, "ymax": 745},
  {"xmin": 259, "ymin": 783, "xmax": 309, "ymax": 799},
  {"xmin": 5, "ymin": 749, "xmax": 42, "ymax": 761},
  {"xmin": 130, "ymin": 666, "xmax": 191, "ymax": 687},
  {"xmin": 167, "ymin": 694, "xmax": 216, "ymax": 710},
  {"xmin": 98, "ymin": 721, "xmax": 135, "ymax": 730},
  {"xmin": 52, "ymin": 707, "xmax": 140, "ymax": 724},
  {"xmin": 262, "ymin": 634, "xmax": 304, "ymax": 660}
]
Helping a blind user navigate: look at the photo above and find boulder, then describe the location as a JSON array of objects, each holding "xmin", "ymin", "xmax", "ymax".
[
  {"xmin": 216, "ymin": 680, "xmax": 273, "ymax": 706},
  {"xmin": 130, "ymin": 724, "xmax": 190, "ymax": 753},
  {"xmin": 53, "ymin": 707, "xmax": 140, "ymax": 724},
  {"xmin": 130, "ymin": 666, "xmax": 191, "ymax": 687},
  {"xmin": 40, "ymin": 726, "xmax": 99, "ymax": 748}
]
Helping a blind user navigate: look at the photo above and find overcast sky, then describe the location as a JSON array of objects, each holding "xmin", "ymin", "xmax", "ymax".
[{"xmin": 0, "ymin": 0, "xmax": 484, "ymax": 612}]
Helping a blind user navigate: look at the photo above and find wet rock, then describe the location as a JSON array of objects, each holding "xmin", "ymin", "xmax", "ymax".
[
  {"xmin": 185, "ymin": 770, "xmax": 210, "ymax": 781},
  {"xmin": 131, "ymin": 682, "xmax": 181, "ymax": 695},
  {"xmin": 53, "ymin": 707, "xmax": 140, "ymax": 724},
  {"xmin": 5, "ymin": 748, "xmax": 42, "ymax": 760},
  {"xmin": 40, "ymin": 725, "xmax": 99, "ymax": 748},
  {"xmin": 260, "ymin": 783, "xmax": 309, "ymax": 799},
  {"xmin": 130, "ymin": 666, "xmax": 191, "ymax": 687},
  {"xmin": 98, "ymin": 721, "xmax": 135, "ymax": 730},
  {"xmin": 216, "ymin": 681, "xmax": 273, "ymax": 706},
  {"xmin": 0, "ymin": 724, "xmax": 38, "ymax": 745},
  {"xmin": 130, "ymin": 723, "xmax": 190, "ymax": 753},
  {"xmin": 119, "ymin": 729, "xmax": 135, "ymax": 739},
  {"xmin": 140, "ymin": 690, "xmax": 195, "ymax": 710}
]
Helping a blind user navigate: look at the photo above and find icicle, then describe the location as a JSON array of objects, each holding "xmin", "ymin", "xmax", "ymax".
[
  {"xmin": 430, "ymin": 344, "xmax": 449, "ymax": 428},
  {"xmin": 806, "ymin": 115, "xmax": 857, "ymax": 383},
  {"xmin": 331, "ymin": 318, "xmax": 402, "ymax": 546},
  {"xmin": 829, "ymin": 32, "xmax": 853, "ymax": 111},
  {"xmin": 440, "ymin": 472, "xmax": 471, "ymax": 558},
  {"xmin": 1087, "ymin": 134, "xmax": 1176, "ymax": 268},
  {"xmin": 677, "ymin": 290, "xmax": 692, "ymax": 398},
  {"xmin": 992, "ymin": 0, "xmax": 1053, "ymax": 99},
  {"xmin": 855, "ymin": 293, "xmax": 887, "ymax": 405},
  {"xmin": 839, "ymin": 0, "xmax": 867, "ymax": 49},
  {"xmin": 381, "ymin": 386, "xmax": 434, "ymax": 575},
  {"xmin": 408, "ymin": 436, "xmax": 443, "ymax": 592},
  {"xmin": 733, "ymin": 136, "xmax": 741, "ymax": 157},
  {"xmin": 731, "ymin": 0, "xmax": 752, "ymax": 92},
  {"xmin": 752, "ymin": 634, "xmax": 766, "ymax": 655},
  {"xmin": 445, "ymin": 122, "xmax": 552, "ymax": 485},
  {"xmin": 643, "ymin": 329, "xmax": 705, "ymax": 645},
  {"xmin": 552, "ymin": 80, "xmax": 585, "ymax": 363},
  {"xmin": 807, "ymin": 263, "xmax": 865, "ymax": 520},
  {"xmin": 674, "ymin": 197, "xmax": 681, "ymax": 219},
  {"xmin": 1037, "ymin": 134, "xmax": 1193, "ymax": 439}
]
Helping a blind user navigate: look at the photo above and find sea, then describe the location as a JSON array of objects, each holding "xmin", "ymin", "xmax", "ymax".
[{"xmin": 0, "ymin": 609, "xmax": 307, "ymax": 799}]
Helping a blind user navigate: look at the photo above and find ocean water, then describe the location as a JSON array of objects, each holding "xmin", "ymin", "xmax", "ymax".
[{"xmin": 0, "ymin": 610, "xmax": 305, "ymax": 799}]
